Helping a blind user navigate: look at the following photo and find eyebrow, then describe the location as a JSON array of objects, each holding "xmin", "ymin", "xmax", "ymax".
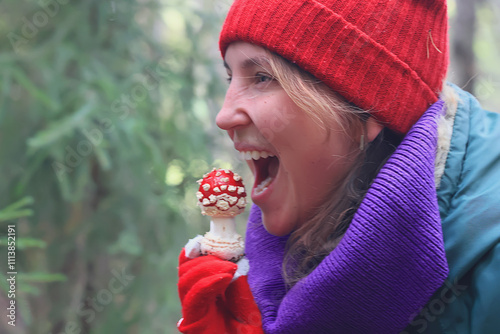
[{"xmin": 223, "ymin": 56, "xmax": 271, "ymax": 71}]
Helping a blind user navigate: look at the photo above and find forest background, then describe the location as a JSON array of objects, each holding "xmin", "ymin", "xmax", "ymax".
[{"xmin": 0, "ymin": 0, "xmax": 499, "ymax": 333}]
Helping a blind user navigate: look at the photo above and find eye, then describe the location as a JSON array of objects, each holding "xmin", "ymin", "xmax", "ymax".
[
  {"xmin": 225, "ymin": 68, "xmax": 232, "ymax": 84},
  {"xmin": 255, "ymin": 73, "xmax": 274, "ymax": 84}
]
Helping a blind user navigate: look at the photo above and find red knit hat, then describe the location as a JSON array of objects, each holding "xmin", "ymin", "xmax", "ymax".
[{"xmin": 219, "ymin": 0, "xmax": 449, "ymax": 134}]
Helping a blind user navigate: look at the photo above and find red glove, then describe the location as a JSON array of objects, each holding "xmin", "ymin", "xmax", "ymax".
[{"xmin": 177, "ymin": 248, "xmax": 263, "ymax": 334}]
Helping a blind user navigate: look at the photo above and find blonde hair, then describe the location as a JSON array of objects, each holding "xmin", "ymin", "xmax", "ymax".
[
  {"xmin": 267, "ymin": 53, "xmax": 366, "ymax": 136},
  {"xmin": 265, "ymin": 51, "xmax": 402, "ymax": 287}
]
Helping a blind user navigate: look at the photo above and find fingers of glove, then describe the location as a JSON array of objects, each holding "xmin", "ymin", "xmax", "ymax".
[
  {"xmin": 178, "ymin": 298, "xmax": 228, "ymax": 334},
  {"xmin": 179, "ymin": 254, "xmax": 236, "ymax": 279},
  {"xmin": 182, "ymin": 273, "xmax": 234, "ymax": 319},
  {"xmin": 179, "ymin": 248, "xmax": 189, "ymax": 267},
  {"xmin": 225, "ymin": 276, "xmax": 262, "ymax": 327},
  {"xmin": 227, "ymin": 318, "xmax": 264, "ymax": 334},
  {"xmin": 178, "ymin": 258, "xmax": 237, "ymax": 301}
]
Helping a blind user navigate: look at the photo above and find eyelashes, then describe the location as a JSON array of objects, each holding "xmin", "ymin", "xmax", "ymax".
[
  {"xmin": 256, "ymin": 73, "xmax": 273, "ymax": 83},
  {"xmin": 225, "ymin": 73, "xmax": 276, "ymax": 85}
]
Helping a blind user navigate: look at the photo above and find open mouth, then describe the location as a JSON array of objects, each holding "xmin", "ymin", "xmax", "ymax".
[{"xmin": 239, "ymin": 151, "xmax": 280, "ymax": 197}]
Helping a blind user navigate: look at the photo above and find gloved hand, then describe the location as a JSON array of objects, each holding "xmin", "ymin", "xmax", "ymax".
[{"xmin": 177, "ymin": 240, "xmax": 263, "ymax": 334}]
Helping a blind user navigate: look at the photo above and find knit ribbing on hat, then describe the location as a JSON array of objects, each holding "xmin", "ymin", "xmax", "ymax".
[
  {"xmin": 245, "ymin": 99, "xmax": 449, "ymax": 333},
  {"xmin": 219, "ymin": 0, "xmax": 449, "ymax": 134}
]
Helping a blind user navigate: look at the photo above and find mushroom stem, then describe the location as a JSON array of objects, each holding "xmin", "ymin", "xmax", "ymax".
[
  {"xmin": 210, "ymin": 217, "xmax": 238, "ymax": 239},
  {"xmin": 200, "ymin": 216, "xmax": 244, "ymax": 261}
]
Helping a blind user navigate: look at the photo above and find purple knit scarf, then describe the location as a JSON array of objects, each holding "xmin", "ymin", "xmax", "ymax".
[{"xmin": 245, "ymin": 99, "xmax": 449, "ymax": 333}]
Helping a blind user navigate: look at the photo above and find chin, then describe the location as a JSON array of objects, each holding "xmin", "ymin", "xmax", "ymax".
[{"xmin": 261, "ymin": 211, "xmax": 296, "ymax": 237}]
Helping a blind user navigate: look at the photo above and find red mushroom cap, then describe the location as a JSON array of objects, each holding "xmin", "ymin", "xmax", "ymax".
[{"xmin": 196, "ymin": 168, "xmax": 247, "ymax": 217}]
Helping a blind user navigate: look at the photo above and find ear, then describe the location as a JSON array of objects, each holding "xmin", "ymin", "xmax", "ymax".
[{"xmin": 365, "ymin": 117, "xmax": 384, "ymax": 142}]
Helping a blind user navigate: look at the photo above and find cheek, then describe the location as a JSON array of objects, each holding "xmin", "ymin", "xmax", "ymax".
[
  {"xmin": 254, "ymin": 96, "xmax": 304, "ymax": 142},
  {"xmin": 290, "ymin": 138, "xmax": 356, "ymax": 200}
]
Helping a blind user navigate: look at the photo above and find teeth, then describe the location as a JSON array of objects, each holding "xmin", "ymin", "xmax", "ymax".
[
  {"xmin": 239, "ymin": 150, "xmax": 275, "ymax": 161},
  {"xmin": 254, "ymin": 176, "xmax": 273, "ymax": 195}
]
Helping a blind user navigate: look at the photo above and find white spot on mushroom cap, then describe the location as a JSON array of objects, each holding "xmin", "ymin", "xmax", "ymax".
[
  {"xmin": 196, "ymin": 191, "xmax": 203, "ymax": 200},
  {"xmin": 237, "ymin": 187, "xmax": 245, "ymax": 195},
  {"xmin": 220, "ymin": 185, "xmax": 228, "ymax": 191},
  {"xmin": 202, "ymin": 183, "xmax": 210, "ymax": 191},
  {"xmin": 228, "ymin": 185, "xmax": 236, "ymax": 192},
  {"xmin": 209, "ymin": 194, "xmax": 216, "ymax": 203},
  {"xmin": 216, "ymin": 199, "xmax": 230, "ymax": 210},
  {"xmin": 218, "ymin": 193, "xmax": 236, "ymax": 204},
  {"xmin": 202, "ymin": 198, "xmax": 210, "ymax": 205},
  {"xmin": 236, "ymin": 197, "xmax": 246, "ymax": 208},
  {"xmin": 221, "ymin": 177, "xmax": 229, "ymax": 182},
  {"xmin": 214, "ymin": 187, "xmax": 221, "ymax": 193}
]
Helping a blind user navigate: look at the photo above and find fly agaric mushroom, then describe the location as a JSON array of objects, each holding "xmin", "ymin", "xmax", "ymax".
[{"xmin": 196, "ymin": 168, "xmax": 247, "ymax": 261}]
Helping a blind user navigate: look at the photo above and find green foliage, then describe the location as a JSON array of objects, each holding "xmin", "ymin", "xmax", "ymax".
[
  {"xmin": 0, "ymin": 197, "xmax": 63, "ymax": 329},
  {"xmin": 0, "ymin": 197, "xmax": 34, "ymax": 222},
  {"xmin": 0, "ymin": 0, "xmax": 237, "ymax": 333}
]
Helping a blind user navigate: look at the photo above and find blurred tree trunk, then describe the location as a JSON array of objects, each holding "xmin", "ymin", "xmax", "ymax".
[
  {"xmin": 452, "ymin": 0, "xmax": 478, "ymax": 93},
  {"xmin": 451, "ymin": 0, "xmax": 486, "ymax": 93}
]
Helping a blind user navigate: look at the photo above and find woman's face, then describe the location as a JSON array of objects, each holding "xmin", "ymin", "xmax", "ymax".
[{"xmin": 216, "ymin": 42, "xmax": 358, "ymax": 236}]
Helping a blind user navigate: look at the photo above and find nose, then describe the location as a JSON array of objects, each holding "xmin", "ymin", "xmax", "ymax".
[{"xmin": 216, "ymin": 85, "xmax": 252, "ymax": 132}]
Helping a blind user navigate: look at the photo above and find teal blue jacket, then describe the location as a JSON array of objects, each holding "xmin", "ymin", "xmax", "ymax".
[{"xmin": 403, "ymin": 85, "xmax": 500, "ymax": 333}]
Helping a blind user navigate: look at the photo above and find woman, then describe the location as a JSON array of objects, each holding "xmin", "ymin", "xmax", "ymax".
[{"xmin": 178, "ymin": 0, "xmax": 500, "ymax": 333}]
